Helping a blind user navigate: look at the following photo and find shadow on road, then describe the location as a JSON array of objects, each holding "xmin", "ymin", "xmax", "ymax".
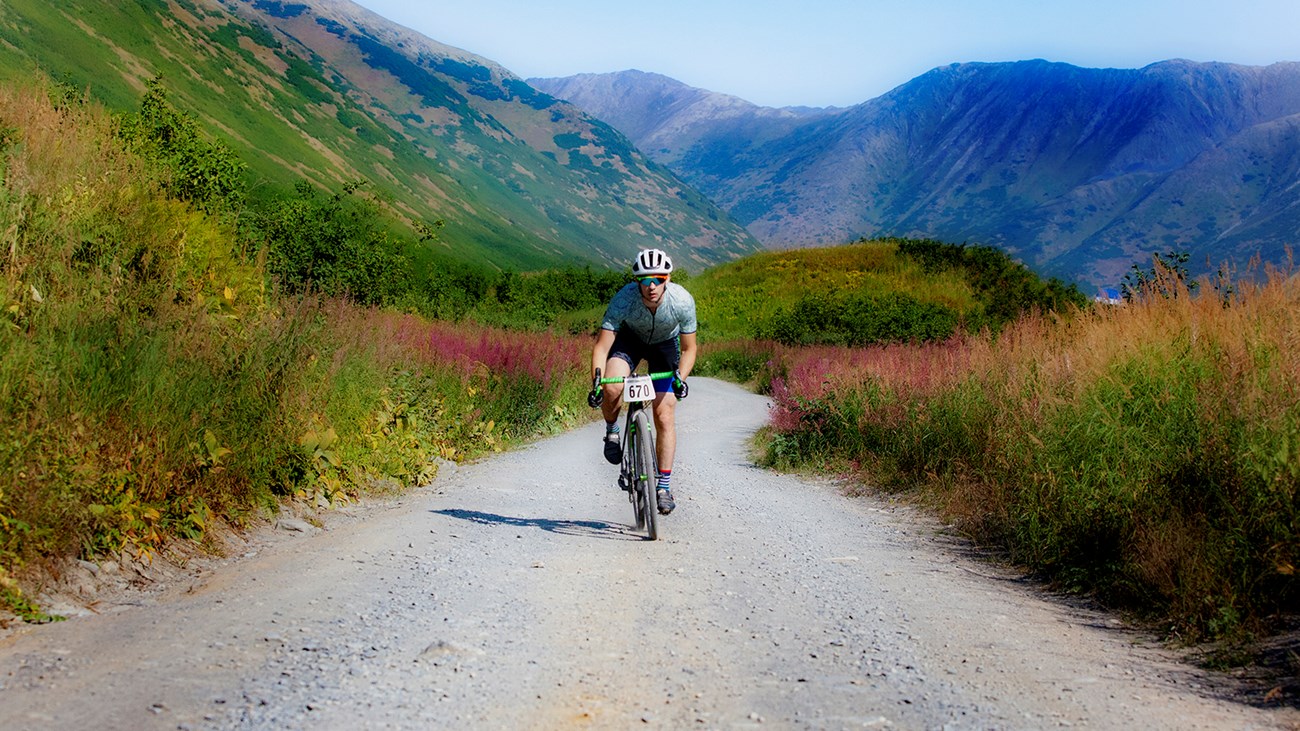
[{"xmin": 432, "ymin": 508, "xmax": 643, "ymax": 541}]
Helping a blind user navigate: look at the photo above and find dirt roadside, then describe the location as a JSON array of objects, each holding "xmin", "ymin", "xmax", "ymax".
[{"xmin": 1, "ymin": 378, "xmax": 1296, "ymax": 730}]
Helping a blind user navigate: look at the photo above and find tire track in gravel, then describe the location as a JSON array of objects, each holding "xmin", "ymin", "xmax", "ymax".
[{"xmin": 0, "ymin": 378, "xmax": 1293, "ymax": 730}]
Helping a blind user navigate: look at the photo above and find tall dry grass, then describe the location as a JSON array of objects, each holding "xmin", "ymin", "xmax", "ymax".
[{"xmin": 764, "ymin": 265, "xmax": 1299, "ymax": 639}]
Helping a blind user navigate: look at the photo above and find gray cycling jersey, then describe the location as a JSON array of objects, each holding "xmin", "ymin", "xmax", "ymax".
[{"xmin": 600, "ymin": 282, "xmax": 697, "ymax": 344}]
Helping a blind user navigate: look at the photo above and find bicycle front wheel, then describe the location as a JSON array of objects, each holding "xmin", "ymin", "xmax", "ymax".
[
  {"xmin": 632, "ymin": 409, "xmax": 659, "ymax": 540},
  {"xmin": 625, "ymin": 422, "xmax": 644, "ymax": 531}
]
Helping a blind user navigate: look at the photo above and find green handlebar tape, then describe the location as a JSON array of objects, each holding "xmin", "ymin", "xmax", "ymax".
[{"xmin": 599, "ymin": 371, "xmax": 676, "ymax": 385}]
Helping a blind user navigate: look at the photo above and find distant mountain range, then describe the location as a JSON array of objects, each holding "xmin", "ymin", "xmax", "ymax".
[
  {"xmin": 5, "ymin": 0, "xmax": 1294, "ymax": 287},
  {"xmin": 532, "ymin": 63, "xmax": 1300, "ymax": 286},
  {"xmin": 0, "ymin": 0, "xmax": 759, "ymax": 271}
]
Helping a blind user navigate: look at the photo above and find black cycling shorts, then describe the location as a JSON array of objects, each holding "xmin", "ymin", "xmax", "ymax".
[{"xmin": 608, "ymin": 329, "xmax": 680, "ymax": 392}]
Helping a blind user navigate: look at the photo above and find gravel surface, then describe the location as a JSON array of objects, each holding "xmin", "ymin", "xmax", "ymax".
[{"xmin": 0, "ymin": 378, "xmax": 1294, "ymax": 730}]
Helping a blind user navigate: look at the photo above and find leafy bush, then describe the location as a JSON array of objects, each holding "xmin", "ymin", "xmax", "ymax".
[
  {"xmin": 117, "ymin": 78, "xmax": 246, "ymax": 212},
  {"xmin": 1120, "ymin": 250, "xmax": 1201, "ymax": 302},
  {"xmin": 693, "ymin": 340, "xmax": 781, "ymax": 387},
  {"xmin": 553, "ymin": 132, "xmax": 585, "ymax": 149},
  {"xmin": 386, "ymin": 247, "xmax": 491, "ymax": 322},
  {"xmin": 896, "ymin": 238, "xmax": 1087, "ymax": 331},
  {"xmin": 472, "ymin": 266, "xmax": 625, "ymax": 332},
  {"xmin": 254, "ymin": 181, "xmax": 410, "ymax": 306},
  {"xmin": 757, "ymin": 291, "xmax": 959, "ymax": 346}
]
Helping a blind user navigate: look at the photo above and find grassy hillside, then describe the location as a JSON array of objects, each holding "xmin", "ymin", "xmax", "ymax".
[
  {"xmin": 690, "ymin": 238, "xmax": 1085, "ymax": 345},
  {"xmin": 691, "ymin": 243, "xmax": 973, "ymax": 341},
  {"xmin": 0, "ymin": 0, "xmax": 758, "ymax": 272},
  {"xmin": 0, "ymin": 78, "xmax": 594, "ymax": 619}
]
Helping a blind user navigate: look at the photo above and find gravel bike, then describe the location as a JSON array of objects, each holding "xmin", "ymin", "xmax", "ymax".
[{"xmin": 598, "ymin": 370, "xmax": 674, "ymax": 540}]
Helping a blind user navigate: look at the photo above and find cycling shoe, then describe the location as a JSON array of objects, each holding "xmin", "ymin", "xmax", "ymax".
[
  {"xmin": 657, "ymin": 488, "xmax": 675, "ymax": 514},
  {"xmin": 602, "ymin": 432, "xmax": 621, "ymax": 464}
]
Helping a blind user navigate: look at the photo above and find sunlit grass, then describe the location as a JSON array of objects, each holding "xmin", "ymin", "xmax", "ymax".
[
  {"xmin": 690, "ymin": 242, "xmax": 977, "ymax": 341},
  {"xmin": 759, "ymin": 265, "xmax": 1299, "ymax": 639},
  {"xmin": 0, "ymin": 79, "xmax": 591, "ymax": 614}
]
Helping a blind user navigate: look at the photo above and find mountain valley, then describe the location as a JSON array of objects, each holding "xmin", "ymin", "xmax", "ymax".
[
  {"xmin": 533, "ymin": 63, "xmax": 1300, "ymax": 287},
  {"xmin": 0, "ymin": 0, "xmax": 1295, "ymax": 287}
]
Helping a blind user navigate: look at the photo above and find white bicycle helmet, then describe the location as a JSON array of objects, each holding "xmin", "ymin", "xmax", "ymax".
[{"xmin": 632, "ymin": 248, "xmax": 674, "ymax": 276}]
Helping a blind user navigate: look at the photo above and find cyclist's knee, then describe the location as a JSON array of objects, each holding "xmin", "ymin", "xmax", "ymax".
[{"xmin": 653, "ymin": 399, "xmax": 676, "ymax": 425}]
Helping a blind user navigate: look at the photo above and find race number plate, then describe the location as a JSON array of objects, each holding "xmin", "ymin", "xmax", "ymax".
[{"xmin": 623, "ymin": 375, "xmax": 655, "ymax": 403}]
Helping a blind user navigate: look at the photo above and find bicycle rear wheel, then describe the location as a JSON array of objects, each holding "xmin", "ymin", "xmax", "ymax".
[{"xmin": 632, "ymin": 409, "xmax": 659, "ymax": 540}]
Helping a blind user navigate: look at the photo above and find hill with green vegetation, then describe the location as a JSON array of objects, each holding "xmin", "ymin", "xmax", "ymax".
[
  {"xmin": 0, "ymin": 76, "xmax": 606, "ymax": 618},
  {"xmin": 0, "ymin": 0, "xmax": 758, "ymax": 274},
  {"xmin": 690, "ymin": 238, "xmax": 1086, "ymax": 345}
]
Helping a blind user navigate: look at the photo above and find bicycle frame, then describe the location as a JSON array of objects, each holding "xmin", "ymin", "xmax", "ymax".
[{"xmin": 599, "ymin": 371, "xmax": 673, "ymax": 539}]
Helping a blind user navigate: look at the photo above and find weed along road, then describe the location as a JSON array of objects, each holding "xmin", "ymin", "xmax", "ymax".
[{"xmin": 0, "ymin": 379, "xmax": 1291, "ymax": 730}]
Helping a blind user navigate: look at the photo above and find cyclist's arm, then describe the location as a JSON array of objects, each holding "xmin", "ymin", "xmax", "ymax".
[
  {"xmin": 591, "ymin": 327, "xmax": 617, "ymax": 379},
  {"xmin": 677, "ymin": 331, "xmax": 698, "ymax": 381}
]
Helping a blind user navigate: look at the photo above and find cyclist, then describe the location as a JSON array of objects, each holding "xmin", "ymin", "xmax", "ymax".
[{"xmin": 587, "ymin": 248, "xmax": 696, "ymax": 514}]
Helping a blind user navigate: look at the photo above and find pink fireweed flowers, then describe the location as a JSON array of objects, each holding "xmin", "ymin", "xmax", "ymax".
[{"xmin": 769, "ymin": 337, "xmax": 976, "ymax": 433}]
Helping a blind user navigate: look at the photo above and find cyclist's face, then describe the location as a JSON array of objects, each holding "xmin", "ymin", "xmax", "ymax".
[{"xmin": 638, "ymin": 275, "xmax": 668, "ymax": 304}]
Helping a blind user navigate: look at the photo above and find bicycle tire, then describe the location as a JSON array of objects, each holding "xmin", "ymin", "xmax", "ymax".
[
  {"xmin": 632, "ymin": 409, "xmax": 659, "ymax": 540},
  {"xmin": 623, "ymin": 411, "xmax": 644, "ymax": 530}
]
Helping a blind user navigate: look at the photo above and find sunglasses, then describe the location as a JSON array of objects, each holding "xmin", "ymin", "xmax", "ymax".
[{"xmin": 637, "ymin": 276, "xmax": 668, "ymax": 287}]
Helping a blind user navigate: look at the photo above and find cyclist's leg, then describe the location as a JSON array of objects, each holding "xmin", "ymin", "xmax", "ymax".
[
  {"xmin": 598, "ymin": 356, "xmax": 631, "ymax": 465},
  {"xmin": 600, "ymin": 355, "xmax": 631, "ymax": 425},
  {"xmin": 651, "ymin": 390, "xmax": 678, "ymax": 472},
  {"xmin": 651, "ymin": 392, "xmax": 679, "ymax": 514},
  {"xmin": 602, "ymin": 330, "xmax": 642, "ymax": 422},
  {"xmin": 646, "ymin": 336, "xmax": 682, "ymax": 475}
]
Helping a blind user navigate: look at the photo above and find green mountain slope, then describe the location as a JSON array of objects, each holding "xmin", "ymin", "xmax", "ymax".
[{"xmin": 0, "ymin": 0, "xmax": 759, "ymax": 271}]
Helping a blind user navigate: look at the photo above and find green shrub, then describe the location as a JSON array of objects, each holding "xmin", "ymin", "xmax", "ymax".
[
  {"xmin": 473, "ymin": 266, "xmax": 625, "ymax": 331},
  {"xmin": 694, "ymin": 341, "xmax": 778, "ymax": 385},
  {"xmin": 254, "ymin": 181, "xmax": 410, "ymax": 306},
  {"xmin": 896, "ymin": 238, "xmax": 1087, "ymax": 330},
  {"xmin": 758, "ymin": 291, "xmax": 959, "ymax": 346},
  {"xmin": 117, "ymin": 78, "xmax": 246, "ymax": 212}
]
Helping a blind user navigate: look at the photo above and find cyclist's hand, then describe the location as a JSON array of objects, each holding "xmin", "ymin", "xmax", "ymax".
[
  {"xmin": 672, "ymin": 371, "xmax": 688, "ymax": 400},
  {"xmin": 587, "ymin": 370, "xmax": 603, "ymax": 408}
]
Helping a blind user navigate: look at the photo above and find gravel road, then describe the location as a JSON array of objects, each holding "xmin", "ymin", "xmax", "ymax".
[{"xmin": 0, "ymin": 378, "xmax": 1293, "ymax": 730}]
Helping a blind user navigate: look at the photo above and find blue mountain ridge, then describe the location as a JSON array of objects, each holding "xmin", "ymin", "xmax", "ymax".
[{"xmin": 532, "ymin": 61, "xmax": 1300, "ymax": 288}]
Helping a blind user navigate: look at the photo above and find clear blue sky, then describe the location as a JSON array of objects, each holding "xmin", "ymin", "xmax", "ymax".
[{"xmin": 352, "ymin": 0, "xmax": 1300, "ymax": 108}]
